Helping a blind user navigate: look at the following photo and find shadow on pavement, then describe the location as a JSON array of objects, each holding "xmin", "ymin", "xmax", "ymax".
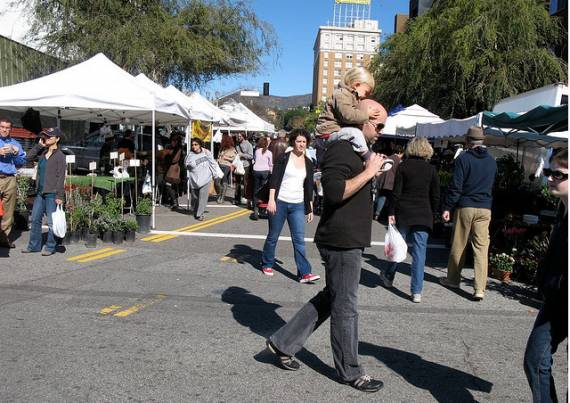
[
  {"xmin": 227, "ymin": 244, "xmax": 298, "ymax": 282},
  {"xmin": 359, "ymin": 341, "xmax": 493, "ymax": 402},
  {"xmin": 221, "ymin": 286, "xmax": 337, "ymax": 381}
]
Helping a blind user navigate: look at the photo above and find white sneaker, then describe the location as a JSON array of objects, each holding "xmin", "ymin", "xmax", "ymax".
[
  {"xmin": 412, "ymin": 294, "xmax": 421, "ymax": 303},
  {"xmin": 378, "ymin": 271, "xmax": 393, "ymax": 288}
]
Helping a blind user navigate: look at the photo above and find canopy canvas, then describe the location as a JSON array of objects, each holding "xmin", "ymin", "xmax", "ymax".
[
  {"xmin": 383, "ymin": 104, "xmax": 443, "ymax": 136},
  {"xmin": 482, "ymin": 105, "xmax": 568, "ymax": 135},
  {"xmin": 0, "ymin": 53, "xmax": 189, "ymax": 124},
  {"xmin": 215, "ymin": 99, "xmax": 275, "ymax": 133}
]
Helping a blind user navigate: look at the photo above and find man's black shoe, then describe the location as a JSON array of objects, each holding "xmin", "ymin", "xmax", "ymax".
[
  {"xmin": 342, "ymin": 375, "xmax": 384, "ymax": 393},
  {"xmin": 266, "ymin": 339, "xmax": 300, "ymax": 371}
]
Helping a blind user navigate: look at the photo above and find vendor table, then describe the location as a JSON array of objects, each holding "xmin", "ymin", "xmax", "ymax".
[{"xmin": 67, "ymin": 176, "xmax": 134, "ymax": 192}]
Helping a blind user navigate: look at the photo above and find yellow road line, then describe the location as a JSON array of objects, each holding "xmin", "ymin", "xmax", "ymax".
[
  {"xmin": 142, "ymin": 209, "xmax": 247, "ymax": 241},
  {"xmin": 113, "ymin": 294, "xmax": 167, "ymax": 318},
  {"xmin": 220, "ymin": 256, "xmax": 239, "ymax": 263},
  {"xmin": 75, "ymin": 249, "xmax": 127, "ymax": 263},
  {"xmin": 67, "ymin": 247, "xmax": 116, "ymax": 262},
  {"xmin": 99, "ymin": 305, "xmax": 122, "ymax": 315},
  {"xmin": 147, "ymin": 209, "xmax": 249, "ymax": 243},
  {"xmin": 150, "ymin": 209, "xmax": 250, "ymax": 243}
]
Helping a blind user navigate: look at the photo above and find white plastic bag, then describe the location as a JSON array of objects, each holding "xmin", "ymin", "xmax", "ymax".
[
  {"xmin": 384, "ymin": 224, "xmax": 407, "ymax": 263},
  {"xmin": 215, "ymin": 163, "xmax": 224, "ymax": 179},
  {"xmin": 52, "ymin": 204, "xmax": 67, "ymax": 238},
  {"xmin": 142, "ymin": 171, "xmax": 152, "ymax": 194},
  {"xmin": 232, "ymin": 154, "xmax": 245, "ymax": 175}
]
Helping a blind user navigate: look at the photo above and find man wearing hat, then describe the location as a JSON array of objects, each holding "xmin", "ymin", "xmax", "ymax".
[
  {"xmin": 0, "ymin": 117, "xmax": 27, "ymax": 248},
  {"xmin": 440, "ymin": 126, "xmax": 497, "ymax": 301}
]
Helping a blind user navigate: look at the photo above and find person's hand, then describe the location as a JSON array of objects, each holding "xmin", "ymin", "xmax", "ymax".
[
  {"xmin": 0, "ymin": 145, "xmax": 10, "ymax": 156},
  {"xmin": 364, "ymin": 152, "xmax": 385, "ymax": 177},
  {"xmin": 55, "ymin": 199, "xmax": 63, "ymax": 205},
  {"xmin": 368, "ymin": 106, "xmax": 382, "ymax": 120},
  {"xmin": 38, "ymin": 137, "xmax": 46, "ymax": 147},
  {"xmin": 11, "ymin": 145, "xmax": 18, "ymax": 155},
  {"xmin": 442, "ymin": 211, "xmax": 451, "ymax": 222},
  {"xmin": 306, "ymin": 212, "xmax": 314, "ymax": 223},
  {"xmin": 388, "ymin": 215, "xmax": 396, "ymax": 225},
  {"xmin": 266, "ymin": 199, "xmax": 277, "ymax": 215}
]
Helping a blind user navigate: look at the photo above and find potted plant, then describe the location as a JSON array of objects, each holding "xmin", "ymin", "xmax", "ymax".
[
  {"xmin": 135, "ymin": 196, "xmax": 152, "ymax": 233},
  {"xmin": 490, "ymin": 249, "xmax": 516, "ymax": 283},
  {"xmin": 95, "ymin": 214, "xmax": 113, "ymax": 243},
  {"xmin": 111, "ymin": 217, "xmax": 125, "ymax": 245},
  {"xmin": 84, "ymin": 221, "xmax": 98, "ymax": 248},
  {"xmin": 14, "ymin": 176, "xmax": 32, "ymax": 230},
  {"xmin": 70, "ymin": 205, "xmax": 87, "ymax": 243},
  {"xmin": 124, "ymin": 218, "xmax": 138, "ymax": 243}
]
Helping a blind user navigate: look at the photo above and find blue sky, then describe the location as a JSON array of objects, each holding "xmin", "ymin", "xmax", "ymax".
[{"xmin": 204, "ymin": 0, "xmax": 409, "ymax": 98}]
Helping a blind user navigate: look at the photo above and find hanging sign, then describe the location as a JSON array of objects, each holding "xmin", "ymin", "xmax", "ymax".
[
  {"xmin": 89, "ymin": 161, "xmax": 97, "ymax": 171},
  {"xmin": 65, "ymin": 155, "xmax": 75, "ymax": 164}
]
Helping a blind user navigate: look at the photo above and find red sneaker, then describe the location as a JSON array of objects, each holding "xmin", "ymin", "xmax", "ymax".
[
  {"xmin": 262, "ymin": 267, "xmax": 274, "ymax": 276},
  {"xmin": 299, "ymin": 273, "xmax": 320, "ymax": 283}
]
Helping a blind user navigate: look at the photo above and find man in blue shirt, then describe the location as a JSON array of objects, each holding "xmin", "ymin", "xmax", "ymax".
[{"xmin": 0, "ymin": 117, "xmax": 27, "ymax": 248}]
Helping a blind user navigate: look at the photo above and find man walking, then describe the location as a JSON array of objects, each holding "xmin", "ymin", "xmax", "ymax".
[
  {"xmin": 0, "ymin": 118, "xmax": 27, "ymax": 248},
  {"xmin": 234, "ymin": 132, "xmax": 253, "ymax": 205},
  {"xmin": 440, "ymin": 126, "xmax": 497, "ymax": 300},
  {"xmin": 266, "ymin": 117, "xmax": 387, "ymax": 392}
]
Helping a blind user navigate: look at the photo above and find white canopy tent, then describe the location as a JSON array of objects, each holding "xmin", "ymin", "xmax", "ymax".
[
  {"xmin": 416, "ymin": 114, "xmax": 482, "ymax": 139},
  {"xmin": 215, "ymin": 99, "xmax": 275, "ymax": 133},
  {"xmin": 384, "ymin": 104, "xmax": 443, "ymax": 136},
  {"xmin": 0, "ymin": 53, "xmax": 192, "ymax": 229}
]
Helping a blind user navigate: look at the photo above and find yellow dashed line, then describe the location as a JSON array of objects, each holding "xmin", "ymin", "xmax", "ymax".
[
  {"xmin": 220, "ymin": 256, "xmax": 239, "ymax": 263},
  {"xmin": 67, "ymin": 247, "xmax": 115, "ymax": 262},
  {"xmin": 112, "ymin": 294, "xmax": 167, "ymax": 318},
  {"xmin": 142, "ymin": 209, "xmax": 246, "ymax": 241},
  {"xmin": 147, "ymin": 209, "xmax": 250, "ymax": 243},
  {"xmin": 99, "ymin": 305, "xmax": 122, "ymax": 315},
  {"xmin": 75, "ymin": 249, "xmax": 127, "ymax": 263}
]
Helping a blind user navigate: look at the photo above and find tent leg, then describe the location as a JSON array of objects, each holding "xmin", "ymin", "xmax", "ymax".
[
  {"xmin": 151, "ymin": 109, "xmax": 156, "ymax": 230},
  {"xmin": 186, "ymin": 122, "xmax": 192, "ymax": 212}
]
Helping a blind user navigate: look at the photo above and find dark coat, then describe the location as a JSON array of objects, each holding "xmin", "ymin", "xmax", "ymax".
[
  {"xmin": 269, "ymin": 151, "xmax": 314, "ymax": 214},
  {"xmin": 28, "ymin": 144, "xmax": 66, "ymax": 200},
  {"xmin": 376, "ymin": 153, "xmax": 402, "ymax": 191},
  {"xmin": 389, "ymin": 157, "xmax": 440, "ymax": 230}
]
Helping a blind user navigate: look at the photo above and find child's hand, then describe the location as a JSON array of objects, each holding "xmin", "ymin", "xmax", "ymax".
[{"xmin": 368, "ymin": 107, "xmax": 382, "ymax": 119}]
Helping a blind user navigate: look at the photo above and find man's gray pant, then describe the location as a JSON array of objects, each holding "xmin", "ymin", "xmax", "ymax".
[
  {"xmin": 190, "ymin": 183, "xmax": 209, "ymax": 218},
  {"xmin": 269, "ymin": 246, "xmax": 364, "ymax": 382}
]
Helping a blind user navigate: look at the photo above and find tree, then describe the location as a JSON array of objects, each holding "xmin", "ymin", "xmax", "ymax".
[
  {"xmin": 275, "ymin": 106, "xmax": 320, "ymax": 133},
  {"xmin": 370, "ymin": 0, "xmax": 567, "ymax": 119},
  {"xmin": 17, "ymin": 0, "xmax": 278, "ymax": 89}
]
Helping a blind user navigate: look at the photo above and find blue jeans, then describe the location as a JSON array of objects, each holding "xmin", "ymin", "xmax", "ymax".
[
  {"xmin": 384, "ymin": 225, "xmax": 429, "ymax": 294},
  {"xmin": 27, "ymin": 193, "xmax": 58, "ymax": 253},
  {"xmin": 374, "ymin": 195, "xmax": 386, "ymax": 217},
  {"xmin": 524, "ymin": 298, "xmax": 567, "ymax": 403},
  {"xmin": 262, "ymin": 200, "xmax": 311, "ymax": 277}
]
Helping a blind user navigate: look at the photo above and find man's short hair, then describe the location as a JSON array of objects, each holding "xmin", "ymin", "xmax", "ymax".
[{"xmin": 0, "ymin": 117, "xmax": 12, "ymax": 127}]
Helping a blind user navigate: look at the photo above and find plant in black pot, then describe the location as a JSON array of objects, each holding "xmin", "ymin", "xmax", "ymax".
[
  {"xmin": 124, "ymin": 218, "xmax": 138, "ymax": 243},
  {"xmin": 111, "ymin": 217, "xmax": 125, "ymax": 245},
  {"xmin": 95, "ymin": 213, "xmax": 113, "ymax": 243},
  {"xmin": 84, "ymin": 198, "xmax": 99, "ymax": 248},
  {"xmin": 135, "ymin": 197, "xmax": 152, "ymax": 233},
  {"xmin": 70, "ymin": 205, "xmax": 87, "ymax": 243},
  {"xmin": 14, "ymin": 176, "xmax": 32, "ymax": 230}
]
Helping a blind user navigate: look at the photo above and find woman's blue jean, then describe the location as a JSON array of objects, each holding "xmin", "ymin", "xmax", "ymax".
[
  {"xmin": 384, "ymin": 225, "xmax": 429, "ymax": 294},
  {"xmin": 262, "ymin": 200, "xmax": 311, "ymax": 277},
  {"xmin": 524, "ymin": 298, "xmax": 567, "ymax": 403},
  {"xmin": 27, "ymin": 193, "xmax": 58, "ymax": 253}
]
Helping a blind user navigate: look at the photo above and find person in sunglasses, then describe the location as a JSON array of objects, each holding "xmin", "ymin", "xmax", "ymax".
[
  {"xmin": 524, "ymin": 149, "xmax": 567, "ymax": 403},
  {"xmin": 439, "ymin": 126, "xmax": 497, "ymax": 301}
]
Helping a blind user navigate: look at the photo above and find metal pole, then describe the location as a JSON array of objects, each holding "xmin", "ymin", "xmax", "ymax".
[
  {"xmin": 151, "ymin": 109, "xmax": 156, "ymax": 229},
  {"xmin": 186, "ymin": 122, "xmax": 191, "ymax": 211}
]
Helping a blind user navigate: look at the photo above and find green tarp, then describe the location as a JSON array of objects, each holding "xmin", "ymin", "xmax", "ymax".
[
  {"xmin": 482, "ymin": 104, "xmax": 568, "ymax": 134},
  {"xmin": 67, "ymin": 176, "xmax": 134, "ymax": 192}
]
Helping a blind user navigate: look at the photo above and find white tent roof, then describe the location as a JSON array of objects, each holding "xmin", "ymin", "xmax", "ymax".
[
  {"xmin": 0, "ymin": 53, "xmax": 189, "ymax": 124},
  {"xmin": 215, "ymin": 99, "xmax": 275, "ymax": 133},
  {"xmin": 416, "ymin": 114, "xmax": 482, "ymax": 139},
  {"xmin": 384, "ymin": 104, "xmax": 443, "ymax": 136}
]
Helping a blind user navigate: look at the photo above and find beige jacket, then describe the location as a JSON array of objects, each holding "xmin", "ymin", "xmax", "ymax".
[{"xmin": 316, "ymin": 82, "xmax": 369, "ymax": 136}]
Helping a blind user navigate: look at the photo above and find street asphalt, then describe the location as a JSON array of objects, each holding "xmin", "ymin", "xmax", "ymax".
[{"xmin": 0, "ymin": 200, "xmax": 567, "ymax": 402}]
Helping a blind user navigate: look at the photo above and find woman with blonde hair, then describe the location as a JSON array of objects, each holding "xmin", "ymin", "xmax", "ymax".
[{"xmin": 380, "ymin": 137, "xmax": 440, "ymax": 303}]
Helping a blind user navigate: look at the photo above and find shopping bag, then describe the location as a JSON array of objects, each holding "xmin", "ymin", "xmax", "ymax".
[
  {"xmin": 52, "ymin": 204, "xmax": 67, "ymax": 238},
  {"xmin": 142, "ymin": 172, "xmax": 152, "ymax": 194},
  {"xmin": 215, "ymin": 163, "xmax": 224, "ymax": 179},
  {"xmin": 232, "ymin": 155, "xmax": 245, "ymax": 176},
  {"xmin": 384, "ymin": 224, "xmax": 407, "ymax": 263}
]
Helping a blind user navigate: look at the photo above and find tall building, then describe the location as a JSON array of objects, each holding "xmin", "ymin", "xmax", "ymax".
[
  {"xmin": 409, "ymin": 0, "xmax": 433, "ymax": 19},
  {"xmin": 312, "ymin": 0, "xmax": 381, "ymax": 106},
  {"xmin": 394, "ymin": 14, "xmax": 409, "ymax": 33}
]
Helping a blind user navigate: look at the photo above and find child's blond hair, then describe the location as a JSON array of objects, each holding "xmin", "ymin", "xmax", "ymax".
[{"xmin": 342, "ymin": 67, "xmax": 375, "ymax": 91}]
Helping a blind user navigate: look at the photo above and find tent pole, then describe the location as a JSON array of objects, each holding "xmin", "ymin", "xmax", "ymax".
[
  {"xmin": 186, "ymin": 122, "xmax": 192, "ymax": 211},
  {"xmin": 210, "ymin": 123, "xmax": 214, "ymax": 153},
  {"xmin": 151, "ymin": 109, "xmax": 156, "ymax": 230}
]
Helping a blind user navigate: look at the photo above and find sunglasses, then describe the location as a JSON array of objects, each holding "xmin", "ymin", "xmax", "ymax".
[
  {"xmin": 367, "ymin": 121, "xmax": 385, "ymax": 131},
  {"xmin": 543, "ymin": 168, "xmax": 568, "ymax": 180}
]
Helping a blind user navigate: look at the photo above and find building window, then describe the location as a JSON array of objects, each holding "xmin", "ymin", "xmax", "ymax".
[
  {"xmin": 335, "ymin": 53, "xmax": 342, "ymax": 59},
  {"xmin": 324, "ymin": 53, "xmax": 329, "ymax": 59},
  {"xmin": 323, "ymin": 61, "xmax": 328, "ymax": 67},
  {"xmin": 322, "ymin": 87, "xmax": 327, "ymax": 94},
  {"xmin": 323, "ymin": 69, "xmax": 328, "ymax": 76},
  {"xmin": 334, "ymin": 69, "xmax": 341, "ymax": 77},
  {"xmin": 346, "ymin": 55, "xmax": 353, "ymax": 60},
  {"xmin": 345, "ymin": 62, "xmax": 352, "ymax": 68},
  {"xmin": 333, "ymin": 79, "xmax": 340, "ymax": 86},
  {"xmin": 334, "ymin": 61, "xmax": 341, "ymax": 67},
  {"xmin": 322, "ymin": 78, "xmax": 328, "ymax": 84},
  {"xmin": 357, "ymin": 54, "xmax": 364, "ymax": 60}
]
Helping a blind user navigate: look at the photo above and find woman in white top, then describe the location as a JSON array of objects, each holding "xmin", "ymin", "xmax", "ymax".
[{"xmin": 261, "ymin": 129, "xmax": 320, "ymax": 283}]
